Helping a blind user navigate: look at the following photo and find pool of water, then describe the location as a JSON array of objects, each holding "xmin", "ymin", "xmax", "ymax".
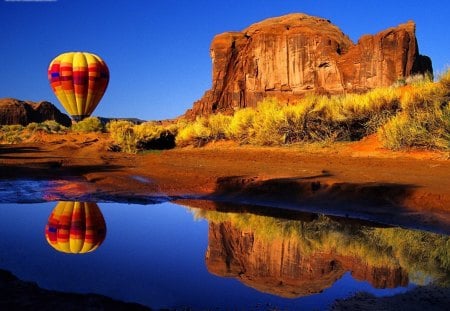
[{"xmin": 0, "ymin": 180, "xmax": 449, "ymax": 310}]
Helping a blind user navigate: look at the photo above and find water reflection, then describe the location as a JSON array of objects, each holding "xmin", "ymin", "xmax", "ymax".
[
  {"xmin": 45, "ymin": 202, "xmax": 106, "ymax": 254},
  {"xmin": 181, "ymin": 200, "xmax": 450, "ymax": 298}
]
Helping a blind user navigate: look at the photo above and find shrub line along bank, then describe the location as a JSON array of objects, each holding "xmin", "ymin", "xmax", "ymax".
[{"xmin": 1, "ymin": 71, "xmax": 449, "ymax": 152}]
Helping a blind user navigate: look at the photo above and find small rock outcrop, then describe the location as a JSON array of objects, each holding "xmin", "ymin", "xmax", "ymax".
[
  {"xmin": 0, "ymin": 98, "xmax": 71, "ymax": 127},
  {"xmin": 186, "ymin": 13, "xmax": 432, "ymax": 118}
]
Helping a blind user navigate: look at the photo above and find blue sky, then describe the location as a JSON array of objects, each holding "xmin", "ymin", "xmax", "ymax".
[{"xmin": 0, "ymin": 0, "xmax": 449, "ymax": 120}]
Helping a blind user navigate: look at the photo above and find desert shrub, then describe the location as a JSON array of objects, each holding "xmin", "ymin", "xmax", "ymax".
[
  {"xmin": 24, "ymin": 120, "xmax": 67, "ymax": 134},
  {"xmin": 134, "ymin": 122, "xmax": 176, "ymax": 150},
  {"xmin": 207, "ymin": 113, "xmax": 232, "ymax": 140},
  {"xmin": 0, "ymin": 124, "xmax": 24, "ymax": 144},
  {"xmin": 176, "ymin": 114, "xmax": 231, "ymax": 147},
  {"xmin": 71, "ymin": 117, "xmax": 104, "ymax": 133},
  {"xmin": 227, "ymin": 108, "xmax": 256, "ymax": 144},
  {"xmin": 42, "ymin": 120, "xmax": 66, "ymax": 133},
  {"xmin": 279, "ymin": 102, "xmax": 312, "ymax": 143},
  {"xmin": 176, "ymin": 116, "xmax": 212, "ymax": 147},
  {"xmin": 107, "ymin": 120, "xmax": 137, "ymax": 153},
  {"xmin": 25, "ymin": 122, "xmax": 39, "ymax": 132}
]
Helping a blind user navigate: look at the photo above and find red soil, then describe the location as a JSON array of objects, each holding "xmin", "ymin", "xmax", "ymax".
[{"xmin": 1, "ymin": 133, "xmax": 449, "ymax": 232}]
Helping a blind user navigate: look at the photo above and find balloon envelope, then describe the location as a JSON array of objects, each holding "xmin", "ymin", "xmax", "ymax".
[
  {"xmin": 48, "ymin": 52, "xmax": 109, "ymax": 121},
  {"xmin": 45, "ymin": 201, "xmax": 106, "ymax": 254}
]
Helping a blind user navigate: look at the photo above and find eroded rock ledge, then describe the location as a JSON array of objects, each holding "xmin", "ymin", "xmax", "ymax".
[{"xmin": 186, "ymin": 13, "xmax": 432, "ymax": 118}]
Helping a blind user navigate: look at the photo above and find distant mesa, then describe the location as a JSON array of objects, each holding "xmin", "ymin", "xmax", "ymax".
[
  {"xmin": 0, "ymin": 98, "xmax": 71, "ymax": 127},
  {"xmin": 186, "ymin": 13, "xmax": 432, "ymax": 118}
]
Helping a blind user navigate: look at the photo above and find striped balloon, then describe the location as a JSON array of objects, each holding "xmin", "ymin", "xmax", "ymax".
[
  {"xmin": 45, "ymin": 201, "xmax": 106, "ymax": 254},
  {"xmin": 48, "ymin": 52, "xmax": 109, "ymax": 121}
]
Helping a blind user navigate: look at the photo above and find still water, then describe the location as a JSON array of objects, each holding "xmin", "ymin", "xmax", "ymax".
[{"xmin": 0, "ymin": 197, "xmax": 449, "ymax": 309}]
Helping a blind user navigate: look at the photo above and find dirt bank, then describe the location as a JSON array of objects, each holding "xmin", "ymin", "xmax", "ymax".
[{"xmin": 0, "ymin": 133, "xmax": 449, "ymax": 233}]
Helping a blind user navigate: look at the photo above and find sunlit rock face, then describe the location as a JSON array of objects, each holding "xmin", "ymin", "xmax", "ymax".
[
  {"xmin": 205, "ymin": 222, "xmax": 408, "ymax": 298},
  {"xmin": 186, "ymin": 13, "xmax": 432, "ymax": 118}
]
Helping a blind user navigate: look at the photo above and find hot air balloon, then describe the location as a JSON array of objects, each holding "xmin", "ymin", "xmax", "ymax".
[
  {"xmin": 48, "ymin": 52, "xmax": 109, "ymax": 121},
  {"xmin": 45, "ymin": 201, "xmax": 106, "ymax": 254}
]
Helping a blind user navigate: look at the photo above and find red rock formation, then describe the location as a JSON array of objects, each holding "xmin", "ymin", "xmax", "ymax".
[
  {"xmin": 0, "ymin": 98, "xmax": 71, "ymax": 127},
  {"xmin": 186, "ymin": 13, "xmax": 432, "ymax": 118},
  {"xmin": 206, "ymin": 222, "xmax": 409, "ymax": 298}
]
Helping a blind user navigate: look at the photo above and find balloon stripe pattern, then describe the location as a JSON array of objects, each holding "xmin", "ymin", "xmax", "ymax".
[
  {"xmin": 48, "ymin": 52, "xmax": 109, "ymax": 121},
  {"xmin": 45, "ymin": 202, "xmax": 107, "ymax": 254}
]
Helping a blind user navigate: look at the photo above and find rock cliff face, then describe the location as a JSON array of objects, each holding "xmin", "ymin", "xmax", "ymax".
[
  {"xmin": 0, "ymin": 98, "xmax": 71, "ymax": 127},
  {"xmin": 186, "ymin": 13, "xmax": 432, "ymax": 118},
  {"xmin": 206, "ymin": 222, "xmax": 408, "ymax": 298}
]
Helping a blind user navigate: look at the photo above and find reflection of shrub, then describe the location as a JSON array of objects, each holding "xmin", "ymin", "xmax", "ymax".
[
  {"xmin": 195, "ymin": 209, "xmax": 450, "ymax": 285},
  {"xmin": 71, "ymin": 117, "xmax": 104, "ymax": 133}
]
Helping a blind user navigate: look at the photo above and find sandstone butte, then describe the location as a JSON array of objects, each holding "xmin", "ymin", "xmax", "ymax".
[{"xmin": 186, "ymin": 13, "xmax": 432, "ymax": 118}]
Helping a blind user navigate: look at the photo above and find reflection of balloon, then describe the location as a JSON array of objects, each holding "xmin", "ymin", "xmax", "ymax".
[
  {"xmin": 48, "ymin": 52, "xmax": 109, "ymax": 121},
  {"xmin": 45, "ymin": 202, "xmax": 106, "ymax": 254}
]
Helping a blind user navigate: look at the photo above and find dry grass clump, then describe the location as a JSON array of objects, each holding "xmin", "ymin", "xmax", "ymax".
[{"xmin": 379, "ymin": 74, "xmax": 450, "ymax": 150}]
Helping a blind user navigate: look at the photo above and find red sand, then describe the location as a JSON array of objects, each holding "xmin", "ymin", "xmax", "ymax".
[{"xmin": 1, "ymin": 132, "xmax": 449, "ymax": 232}]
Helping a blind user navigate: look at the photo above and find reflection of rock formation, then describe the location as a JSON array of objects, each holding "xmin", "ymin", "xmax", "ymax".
[
  {"xmin": 45, "ymin": 202, "xmax": 106, "ymax": 254},
  {"xmin": 206, "ymin": 221, "xmax": 408, "ymax": 298}
]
